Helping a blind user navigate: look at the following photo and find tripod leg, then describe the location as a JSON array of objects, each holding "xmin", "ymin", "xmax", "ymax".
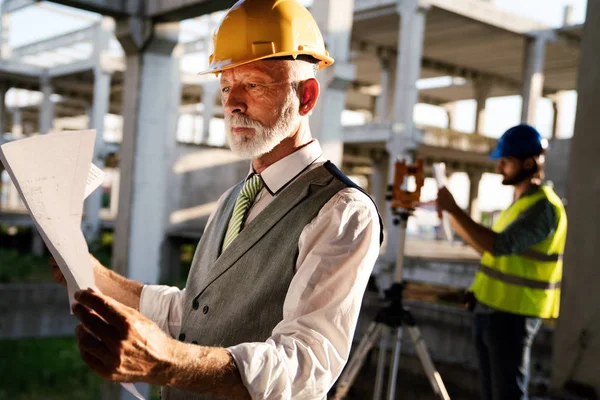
[
  {"xmin": 406, "ymin": 325, "xmax": 451, "ymax": 400},
  {"xmin": 333, "ymin": 322, "xmax": 383, "ymax": 400},
  {"xmin": 373, "ymin": 326, "xmax": 390, "ymax": 400},
  {"xmin": 386, "ymin": 326, "xmax": 404, "ymax": 400}
]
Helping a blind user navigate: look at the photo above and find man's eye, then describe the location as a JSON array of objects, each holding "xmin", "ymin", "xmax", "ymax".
[
  {"xmin": 248, "ymin": 83, "xmax": 258, "ymax": 89},
  {"xmin": 221, "ymin": 87, "xmax": 230, "ymax": 93}
]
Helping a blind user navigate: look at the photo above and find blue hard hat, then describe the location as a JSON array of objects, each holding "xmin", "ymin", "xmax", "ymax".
[{"xmin": 490, "ymin": 124, "xmax": 549, "ymax": 160}]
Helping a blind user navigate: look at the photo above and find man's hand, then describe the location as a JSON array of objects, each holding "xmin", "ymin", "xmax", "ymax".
[
  {"xmin": 49, "ymin": 254, "xmax": 104, "ymax": 287},
  {"xmin": 49, "ymin": 256, "xmax": 67, "ymax": 286},
  {"xmin": 72, "ymin": 288, "xmax": 173, "ymax": 385},
  {"xmin": 436, "ymin": 186, "xmax": 460, "ymax": 216}
]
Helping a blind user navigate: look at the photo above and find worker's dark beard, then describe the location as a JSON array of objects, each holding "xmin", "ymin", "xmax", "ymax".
[{"xmin": 502, "ymin": 162, "xmax": 538, "ymax": 185}]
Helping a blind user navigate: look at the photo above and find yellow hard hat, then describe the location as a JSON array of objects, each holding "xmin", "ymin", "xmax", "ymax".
[{"xmin": 198, "ymin": 0, "xmax": 335, "ymax": 76}]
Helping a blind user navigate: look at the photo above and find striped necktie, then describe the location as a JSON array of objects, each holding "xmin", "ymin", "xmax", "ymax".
[{"xmin": 222, "ymin": 174, "xmax": 264, "ymax": 251}]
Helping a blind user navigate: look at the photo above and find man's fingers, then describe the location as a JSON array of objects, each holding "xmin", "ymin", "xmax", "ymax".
[
  {"xmin": 75, "ymin": 324, "xmax": 115, "ymax": 362},
  {"xmin": 74, "ymin": 289, "xmax": 130, "ymax": 333},
  {"xmin": 50, "ymin": 266, "xmax": 67, "ymax": 286},
  {"xmin": 72, "ymin": 302, "xmax": 123, "ymax": 344},
  {"xmin": 79, "ymin": 348, "xmax": 114, "ymax": 379}
]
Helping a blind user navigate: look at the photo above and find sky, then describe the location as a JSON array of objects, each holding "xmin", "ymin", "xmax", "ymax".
[{"xmin": 1, "ymin": 0, "xmax": 589, "ymax": 230}]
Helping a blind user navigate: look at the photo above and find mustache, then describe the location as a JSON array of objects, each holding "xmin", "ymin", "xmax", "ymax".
[{"xmin": 225, "ymin": 114, "xmax": 265, "ymax": 129}]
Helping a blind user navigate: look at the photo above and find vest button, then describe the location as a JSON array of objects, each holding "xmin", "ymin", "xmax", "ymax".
[
  {"xmin": 178, "ymin": 333, "xmax": 186, "ymax": 341},
  {"xmin": 192, "ymin": 299, "xmax": 199, "ymax": 310},
  {"xmin": 202, "ymin": 305, "xmax": 209, "ymax": 314}
]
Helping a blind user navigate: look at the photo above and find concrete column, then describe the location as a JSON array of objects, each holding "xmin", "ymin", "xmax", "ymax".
[
  {"xmin": 467, "ymin": 169, "xmax": 483, "ymax": 222},
  {"xmin": 375, "ymin": 52, "xmax": 395, "ymax": 122},
  {"xmin": 31, "ymin": 230, "xmax": 45, "ymax": 256},
  {"xmin": 309, "ymin": 0, "xmax": 356, "ymax": 167},
  {"xmin": 0, "ymin": 82, "xmax": 6, "ymax": 135},
  {"xmin": 520, "ymin": 34, "xmax": 546, "ymax": 124},
  {"xmin": 444, "ymin": 102, "xmax": 456, "ymax": 130},
  {"xmin": 39, "ymin": 77, "xmax": 54, "ymax": 134},
  {"xmin": 7, "ymin": 178, "xmax": 19, "ymax": 210},
  {"xmin": 11, "ymin": 107, "xmax": 22, "ymax": 137},
  {"xmin": 82, "ymin": 68, "xmax": 111, "ymax": 243},
  {"xmin": 550, "ymin": 92, "xmax": 567, "ymax": 140},
  {"xmin": 383, "ymin": 0, "xmax": 428, "ymax": 264},
  {"xmin": 109, "ymin": 19, "xmax": 181, "ymax": 400},
  {"xmin": 0, "ymin": 11, "xmax": 11, "ymax": 58},
  {"xmin": 200, "ymin": 80, "xmax": 219, "ymax": 144},
  {"xmin": 371, "ymin": 150, "xmax": 390, "ymax": 221},
  {"xmin": 474, "ymin": 79, "xmax": 492, "ymax": 134},
  {"xmin": 109, "ymin": 168, "xmax": 119, "ymax": 218},
  {"xmin": 82, "ymin": 19, "xmax": 112, "ymax": 244},
  {"xmin": 552, "ymin": 1, "xmax": 600, "ymax": 395},
  {"xmin": 113, "ymin": 19, "xmax": 181, "ymax": 284}
]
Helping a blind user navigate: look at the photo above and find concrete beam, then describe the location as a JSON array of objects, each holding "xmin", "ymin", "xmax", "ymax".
[
  {"xmin": 47, "ymin": 59, "xmax": 96, "ymax": 77},
  {"xmin": 350, "ymin": 40, "xmax": 559, "ymax": 95},
  {"xmin": 10, "ymin": 24, "xmax": 98, "ymax": 59},
  {"xmin": 552, "ymin": 0, "xmax": 600, "ymax": 395},
  {"xmin": 426, "ymin": 0, "xmax": 548, "ymax": 35},
  {"xmin": 146, "ymin": 0, "xmax": 235, "ymax": 22},
  {"xmin": 47, "ymin": 0, "xmax": 129, "ymax": 18},
  {"xmin": 0, "ymin": 60, "xmax": 45, "ymax": 77},
  {"xmin": 2, "ymin": 0, "xmax": 36, "ymax": 14}
]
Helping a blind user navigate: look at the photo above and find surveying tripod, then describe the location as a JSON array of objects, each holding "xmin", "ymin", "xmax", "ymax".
[{"xmin": 333, "ymin": 158, "xmax": 451, "ymax": 400}]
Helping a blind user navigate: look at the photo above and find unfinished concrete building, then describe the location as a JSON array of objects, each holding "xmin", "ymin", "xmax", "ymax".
[{"xmin": 0, "ymin": 0, "xmax": 597, "ymax": 398}]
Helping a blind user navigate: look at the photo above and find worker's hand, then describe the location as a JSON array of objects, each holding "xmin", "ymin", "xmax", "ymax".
[
  {"xmin": 49, "ymin": 256, "xmax": 67, "ymax": 286},
  {"xmin": 71, "ymin": 288, "xmax": 172, "ymax": 384},
  {"xmin": 49, "ymin": 254, "xmax": 103, "ymax": 287},
  {"xmin": 436, "ymin": 186, "xmax": 460, "ymax": 217}
]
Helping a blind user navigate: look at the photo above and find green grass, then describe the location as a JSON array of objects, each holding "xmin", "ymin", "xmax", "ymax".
[
  {"xmin": 0, "ymin": 248, "xmax": 54, "ymax": 284},
  {"xmin": 0, "ymin": 337, "xmax": 104, "ymax": 400},
  {"xmin": 0, "ymin": 338, "xmax": 164, "ymax": 400}
]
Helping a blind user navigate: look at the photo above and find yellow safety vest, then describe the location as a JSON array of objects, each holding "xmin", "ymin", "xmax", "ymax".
[{"xmin": 470, "ymin": 185, "xmax": 567, "ymax": 319}]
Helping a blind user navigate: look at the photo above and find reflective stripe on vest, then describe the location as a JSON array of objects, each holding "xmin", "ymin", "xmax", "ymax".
[
  {"xmin": 478, "ymin": 265, "xmax": 561, "ymax": 290},
  {"xmin": 520, "ymin": 249, "xmax": 563, "ymax": 262}
]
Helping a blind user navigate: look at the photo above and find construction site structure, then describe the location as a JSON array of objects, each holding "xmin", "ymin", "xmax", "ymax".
[{"xmin": 0, "ymin": 0, "xmax": 597, "ymax": 398}]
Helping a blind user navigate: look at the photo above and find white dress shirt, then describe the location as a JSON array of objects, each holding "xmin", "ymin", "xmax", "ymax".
[{"xmin": 140, "ymin": 140, "xmax": 381, "ymax": 399}]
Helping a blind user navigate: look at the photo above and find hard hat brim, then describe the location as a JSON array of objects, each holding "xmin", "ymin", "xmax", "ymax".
[{"xmin": 197, "ymin": 51, "xmax": 335, "ymax": 76}]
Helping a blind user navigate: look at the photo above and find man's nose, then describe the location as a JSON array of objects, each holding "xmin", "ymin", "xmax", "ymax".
[{"xmin": 223, "ymin": 87, "xmax": 247, "ymax": 115}]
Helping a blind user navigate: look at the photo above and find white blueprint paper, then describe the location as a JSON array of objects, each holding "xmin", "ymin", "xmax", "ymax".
[{"xmin": 0, "ymin": 130, "xmax": 145, "ymax": 400}]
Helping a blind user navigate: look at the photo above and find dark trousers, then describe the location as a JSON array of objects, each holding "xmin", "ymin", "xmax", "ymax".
[{"xmin": 473, "ymin": 309, "xmax": 541, "ymax": 400}]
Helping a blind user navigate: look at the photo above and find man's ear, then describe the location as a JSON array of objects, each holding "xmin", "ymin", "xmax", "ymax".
[
  {"xmin": 523, "ymin": 157, "xmax": 535, "ymax": 170},
  {"xmin": 298, "ymin": 78, "xmax": 320, "ymax": 116}
]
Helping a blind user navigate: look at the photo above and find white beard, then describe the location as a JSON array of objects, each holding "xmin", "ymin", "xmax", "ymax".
[{"xmin": 225, "ymin": 91, "xmax": 300, "ymax": 159}]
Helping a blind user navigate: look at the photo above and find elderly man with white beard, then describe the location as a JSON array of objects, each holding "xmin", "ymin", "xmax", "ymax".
[{"xmin": 49, "ymin": 1, "xmax": 383, "ymax": 399}]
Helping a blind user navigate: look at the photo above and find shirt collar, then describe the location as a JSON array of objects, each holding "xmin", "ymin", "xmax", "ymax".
[{"xmin": 247, "ymin": 140, "xmax": 324, "ymax": 195}]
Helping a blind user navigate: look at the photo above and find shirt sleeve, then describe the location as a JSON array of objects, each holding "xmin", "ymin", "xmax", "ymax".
[
  {"xmin": 493, "ymin": 199, "xmax": 557, "ymax": 256},
  {"xmin": 140, "ymin": 285, "xmax": 185, "ymax": 338},
  {"xmin": 226, "ymin": 188, "xmax": 381, "ymax": 400}
]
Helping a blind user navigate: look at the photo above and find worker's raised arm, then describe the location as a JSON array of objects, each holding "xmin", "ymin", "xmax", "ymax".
[{"xmin": 436, "ymin": 186, "xmax": 497, "ymax": 254}]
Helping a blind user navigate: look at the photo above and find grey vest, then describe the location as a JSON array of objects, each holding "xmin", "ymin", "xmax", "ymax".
[{"xmin": 161, "ymin": 163, "xmax": 376, "ymax": 400}]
